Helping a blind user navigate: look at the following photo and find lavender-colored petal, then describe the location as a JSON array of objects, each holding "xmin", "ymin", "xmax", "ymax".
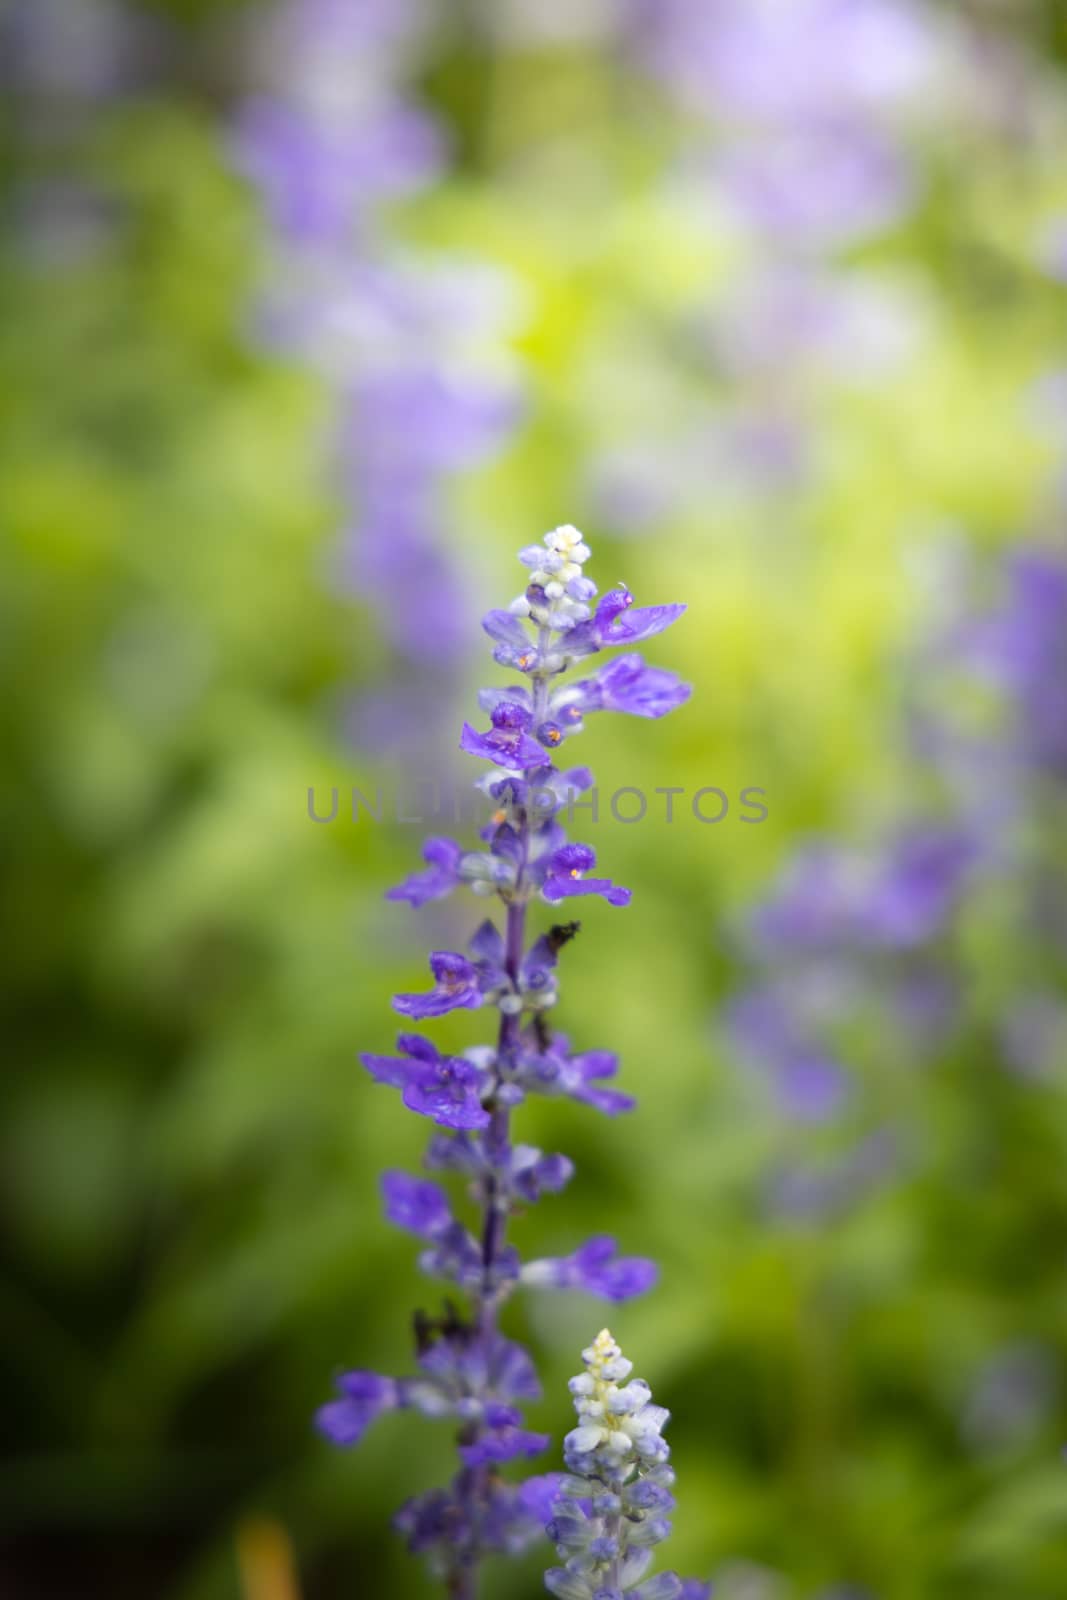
[
  {"xmin": 568, "ymin": 654, "xmax": 692, "ymax": 719},
  {"xmin": 608, "ymin": 602, "xmax": 688, "ymax": 646},
  {"xmin": 545, "ymin": 1567, "xmax": 593, "ymax": 1599},
  {"xmin": 468, "ymin": 918, "xmax": 506, "ymax": 964},
  {"xmin": 631, "ymin": 1576, "xmax": 684, "ymax": 1600},
  {"xmin": 360, "ymin": 1050, "xmax": 417, "ymax": 1089},
  {"xmin": 576, "ymin": 1077, "xmax": 636, "ymax": 1116},
  {"xmin": 381, "ymin": 1170, "xmax": 452, "ymax": 1238},
  {"xmin": 510, "ymin": 1147, "xmax": 576, "ymax": 1201},
  {"xmin": 544, "ymin": 875, "xmax": 633, "ymax": 907},
  {"xmin": 460, "ymin": 720, "xmax": 548, "ymax": 770},
  {"xmin": 482, "ymin": 608, "xmax": 532, "ymax": 649},
  {"xmin": 395, "ymin": 1032, "xmax": 440, "ymax": 1062},
  {"xmin": 420, "ymin": 1220, "xmax": 501, "ymax": 1287},
  {"xmin": 386, "ymin": 836, "xmax": 464, "ymax": 907},
  {"xmin": 478, "ymin": 683, "xmax": 533, "ymax": 715},
  {"xmin": 514, "ymin": 1044, "xmax": 636, "ymax": 1115},
  {"xmin": 490, "ymin": 823, "xmax": 525, "ymax": 863},
  {"xmin": 521, "ymin": 933, "xmax": 560, "ymax": 983},
  {"xmin": 402, "ymin": 1056, "xmax": 490, "ymax": 1129},
  {"xmin": 517, "ymin": 1472, "xmax": 566, "ymax": 1527},
  {"xmin": 393, "ymin": 950, "xmax": 483, "ymax": 1018},
  {"xmin": 459, "ymin": 1426, "xmax": 551, "ymax": 1467},
  {"xmin": 392, "ymin": 985, "xmax": 482, "ymax": 1019},
  {"xmin": 315, "ymin": 1370, "xmax": 398, "ymax": 1447},
  {"xmin": 489, "ymin": 1334, "xmax": 544, "ymax": 1403},
  {"xmin": 522, "ymin": 1236, "xmax": 658, "ymax": 1300},
  {"xmin": 364, "ymin": 1034, "xmax": 489, "ymax": 1121},
  {"xmin": 577, "ymin": 1085, "xmax": 636, "ymax": 1116},
  {"xmin": 491, "ymin": 699, "xmax": 534, "ymax": 732},
  {"xmin": 482, "ymin": 608, "xmax": 540, "ymax": 671},
  {"xmin": 394, "ymin": 1483, "xmax": 469, "ymax": 1557},
  {"xmin": 423, "ymin": 1129, "xmax": 484, "ymax": 1173},
  {"xmin": 545, "ymin": 842, "xmax": 597, "ymax": 875}
]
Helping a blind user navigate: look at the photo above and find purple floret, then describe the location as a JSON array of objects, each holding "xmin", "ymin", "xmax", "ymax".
[
  {"xmin": 538, "ymin": 842, "xmax": 632, "ymax": 907},
  {"xmin": 386, "ymin": 837, "xmax": 464, "ymax": 907},
  {"xmin": 522, "ymin": 1235, "xmax": 658, "ymax": 1300},
  {"xmin": 393, "ymin": 951, "xmax": 484, "ymax": 1018},
  {"xmin": 566, "ymin": 586, "xmax": 687, "ymax": 657},
  {"xmin": 460, "ymin": 718, "xmax": 548, "ymax": 770},
  {"xmin": 362, "ymin": 1034, "xmax": 490, "ymax": 1129},
  {"xmin": 566, "ymin": 653, "xmax": 692, "ymax": 719},
  {"xmin": 316, "ymin": 1370, "xmax": 399, "ymax": 1447},
  {"xmin": 381, "ymin": 1170, "xmax": 452, "ymax": 1238}
]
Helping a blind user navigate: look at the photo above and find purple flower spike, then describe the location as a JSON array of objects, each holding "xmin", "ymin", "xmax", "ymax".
[
  {"xmin": 316, "ymin": 1370, "xmax": 399, "ymax": 1447},
  {"xmin": 317, "ymin": 525, "xmax": 689, "ymax": 1593},
  {"xmin": 393, "ymin": 951, "xmax": 484, "ymax": 1018},
  {"xmin": 522, "ymin": 1236, "xmax": 659, "ymax": 1301}
]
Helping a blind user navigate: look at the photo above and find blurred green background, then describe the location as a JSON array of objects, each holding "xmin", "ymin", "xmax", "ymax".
[{"xmin": 2, "ymin": 1, "xmax": 1067, "ymax": 1597}]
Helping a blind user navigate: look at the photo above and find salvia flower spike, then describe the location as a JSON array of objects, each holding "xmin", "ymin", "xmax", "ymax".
[
  {"xmin": 545, "ymin": 1330, "xmax": 711, "ymax": 1600},
  {"xmin": 316, "ymin": 526, "xmax": 690, "ymax": 1597}
]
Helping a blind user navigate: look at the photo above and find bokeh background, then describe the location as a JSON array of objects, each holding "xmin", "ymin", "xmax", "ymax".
[{"xmin": 3, "ymin": 1, "xmax": 1067, "ymax": 1597}]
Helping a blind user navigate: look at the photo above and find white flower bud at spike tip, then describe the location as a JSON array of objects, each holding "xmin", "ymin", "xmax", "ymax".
[
  {"xmin": 562, "ymin": 1329, "xmax": 669, "ymax": 1473},
  {"xmin": 514, "ymin": 525, "xmax": 598, "ymax": 630},
  {"xmin": 544, "ymin": 1329, "xmax": 705, "ymax": 1599}
]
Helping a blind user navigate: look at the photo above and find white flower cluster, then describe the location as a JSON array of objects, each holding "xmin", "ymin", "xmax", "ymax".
[
  {"xmin": 546, "ymin": 1330, "xmax": 689, "ymax": 1600},
  {"xmin": 511, "ymin": 524, "xmax": 598, "ymax": 632},
  {"xmin": 564, "ymin": 1328, "xmax": 670, "ymax": 1469}
]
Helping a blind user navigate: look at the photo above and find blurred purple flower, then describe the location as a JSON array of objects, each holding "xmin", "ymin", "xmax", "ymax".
[
  {"xmin": 632, "ymin": 0, "xmax": 932, "ymax": 122},
  {"xmin": 719, "ymin": 126, "xmax": 913, "ymax": 247},
  {"xmin": 232, "ymin": 97, "xmax": 443, "ymax": 245},
  {"xmin": 233, "ymin": 0, "xmax": 522, "ymax": 758},
  {"xmin": 727, "ymin": 989, "xmax": 850, "ymax": 1124},
  {"xmin": 962, "ymin": 1342, "xmax": 1059, "ymax": 1452},
  {"xmin": 362, "ymin": 1033, "xmax": 491, "ymax": 1127}
]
